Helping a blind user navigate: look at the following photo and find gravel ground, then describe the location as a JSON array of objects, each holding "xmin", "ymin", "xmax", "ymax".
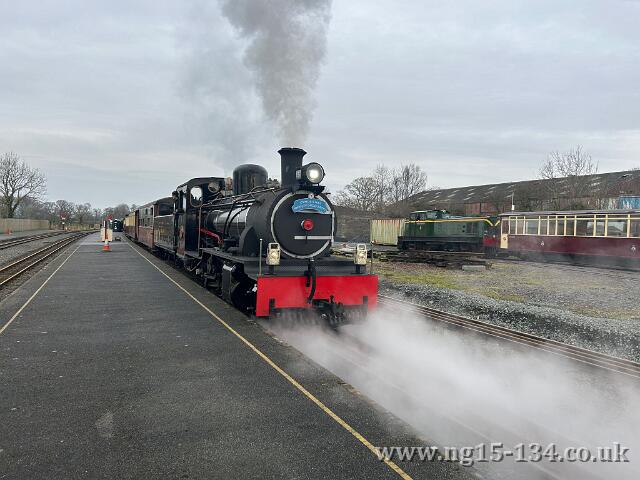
[{"xmin": 376, "ymin": 261, "xmax": 640, "ymax": 362}]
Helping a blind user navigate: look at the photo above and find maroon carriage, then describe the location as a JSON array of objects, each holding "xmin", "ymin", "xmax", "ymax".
[{"xmin": 499, "ymin": 209, "xmax": 640, "ymax": 267}]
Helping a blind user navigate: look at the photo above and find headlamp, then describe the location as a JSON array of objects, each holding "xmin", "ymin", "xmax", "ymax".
[{"xmin": 297, "ymin": 162, "xmax": 325, "ymax": 185}]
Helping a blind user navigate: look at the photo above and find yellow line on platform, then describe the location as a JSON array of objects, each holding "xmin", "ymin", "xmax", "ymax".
[
  {"xmin": 128, "ymin": 243, "xmax": 412, "ymax": 480},
  {"xmin": 0, "ymin": 246, "xmax": 80, "ymax": 336}
]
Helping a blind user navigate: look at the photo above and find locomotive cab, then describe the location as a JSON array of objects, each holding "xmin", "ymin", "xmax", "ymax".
[{"xmin": 174, "ymin": 177, "xmax": 226, "ymax": 257}]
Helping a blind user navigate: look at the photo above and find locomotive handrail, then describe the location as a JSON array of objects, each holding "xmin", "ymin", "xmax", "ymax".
[{"xmin": 405, "ymin": 218, "xmax": 497, "ymax": 226}]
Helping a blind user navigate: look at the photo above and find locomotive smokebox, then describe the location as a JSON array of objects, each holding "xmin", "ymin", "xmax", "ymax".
[
  {"xmin": 279, "ymin": 147, "xmax": 306, "ymax": 189},
  {"xmin": 232, "ymin": 164, "xmax": 268, "ymax": 195}
]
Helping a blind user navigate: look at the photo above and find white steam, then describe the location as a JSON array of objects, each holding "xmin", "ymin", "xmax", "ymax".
[
  {"xmin": 221, "ymin": 0, "xmax": 332, "ymax": 146},
  {"xmin": 267, "ymin": 307, "xmax": 640, "ymax": 480}
]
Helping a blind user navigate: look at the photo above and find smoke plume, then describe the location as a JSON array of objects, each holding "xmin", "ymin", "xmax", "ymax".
[{"xmin": 220, "ymin": 0, "xmax": 332, "ymax": 146}]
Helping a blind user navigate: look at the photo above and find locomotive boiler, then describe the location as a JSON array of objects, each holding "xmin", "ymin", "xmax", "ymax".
[{"xmin": 142, "ymin": 148, "xmax": 377, "ymax": 325}]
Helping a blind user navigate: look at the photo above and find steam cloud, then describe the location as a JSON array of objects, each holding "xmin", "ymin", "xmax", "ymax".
[
  {"xmin": 220, "ymin": 0, "xmax": 332, "ymax": 146},
  {"xmin": 266, "ymin": 308, "xmax": 640, "ymax": 480}
]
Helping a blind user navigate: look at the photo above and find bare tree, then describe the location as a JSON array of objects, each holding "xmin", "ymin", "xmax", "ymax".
[
  {"xmin": 389, "ymin": 164, "xmax": 428, "ymax": 205},
  {"xmin": 104, "ymin": 203, "xmax": 131, "ymax": 220},
  {"xmin": 75, "ymin": 203, "xmax": 92, "ymax": 225},
  {"xmin": 55, "ymin": 199, "xmax": 76, "ymax": 223},
  {"xmin": 334, "ymin": 166, "xmax": 393, "ymax": 214},
  {"xmin": 334, "ymin": 176, "xmax": 379, "ymax": 211},
  {"xmin": 539, "ymin": 146, "xmax": 598, "ymax": 209},
  {"xmin": 0, "ymin": 152, "xmax": 47, "ymax": 218},
  {"xmin": 370, "ymin": 165, "xmax": 393, "ymax": 212},
  {"xmin": 335, "ymin": 163, "xmax": 427, "ymax": 215},
  {"xmin": 92, "ymin": 208, "xmax": 104, "ymax": 224}
]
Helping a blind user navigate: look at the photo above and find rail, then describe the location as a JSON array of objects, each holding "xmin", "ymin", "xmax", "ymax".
[
  {"xmin": 0, "ymin": 232, "xmax": 91, "ymax": 287},
  {"xmin": 378, "ymin": 294, "xmax": 640, "ymax": 379}
]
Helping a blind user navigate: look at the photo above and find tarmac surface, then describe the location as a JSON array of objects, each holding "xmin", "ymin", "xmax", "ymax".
[{"xmin": 0, "ymin": 233, "xmax": 475, "ymax": 480}]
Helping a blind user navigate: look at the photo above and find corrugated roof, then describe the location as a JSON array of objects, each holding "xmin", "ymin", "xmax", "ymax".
[{"xmin": 403, "ymin": 170, "xmax": 640, "ymax": 207}]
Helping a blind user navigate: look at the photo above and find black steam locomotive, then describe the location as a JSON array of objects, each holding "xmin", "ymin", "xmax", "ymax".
[{"xmin": 125, "ymin": 148, "xmax": 377, "ymax": 324}]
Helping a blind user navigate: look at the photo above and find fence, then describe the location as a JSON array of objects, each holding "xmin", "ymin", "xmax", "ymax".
[{"xmin": 0, "ymin": 218, "xmax": 50, "ymax": 233}]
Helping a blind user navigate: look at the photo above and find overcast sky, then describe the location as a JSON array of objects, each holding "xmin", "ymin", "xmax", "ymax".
[{"xmin": 1, "ymin": 0, "xmax": 639, "ymax": 208}]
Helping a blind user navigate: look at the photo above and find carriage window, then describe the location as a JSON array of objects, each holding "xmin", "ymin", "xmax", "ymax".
[
  {"xmin": 566, "ymin": 218, "xmax": 575, "ymax": 236},
  {"xmin": 409, "ymin": 213, "xmax": 417, "ymax": 221},
  {"xmin": 516, "ymin": 217, "xmax": 524, "ymax": 234},
  {"xmin": 525, "ymin": 218, "xmax": 538, "ymax": 235},
  {"xmin": 549, "ymin": 217, "xmax": 557, "ymax": 235},
  {"xmin": 576, "ymin": 220, "xmax": 592, "ymax": 236},
  {"xmin": 503, "ymin": 219, "xmax": 510, "ymax": 234},
  {"xmin": 607, "ymin": 219, "xmax": 627, "ymax": 237},
  {"xmin": 540, "ymin": 216, "xmax": 548, "ymax": 235},
  {"xmin": 631, "ymin": 219, "xmax": 640, "ymax": 238},
  {"xmin": 595, "ymin": 218, "xmax": 606, "ymax": 236}
]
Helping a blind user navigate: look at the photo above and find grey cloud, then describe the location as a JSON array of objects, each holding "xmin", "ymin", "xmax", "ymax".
[{"xmin": 1, "ymin": 0, "xmax": 639, "ymax": 207}]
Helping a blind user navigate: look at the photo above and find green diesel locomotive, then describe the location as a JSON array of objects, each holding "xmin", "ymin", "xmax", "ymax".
[{"xmin": 397, "ymin": 210, "xmax": 500, "ymax": 254}]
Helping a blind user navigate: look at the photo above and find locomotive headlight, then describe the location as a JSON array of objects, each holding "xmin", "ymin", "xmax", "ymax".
[
  {"xmin": 266, "ymin": 242, "xmax": 281, "ymax": 266},
  {"xmin": 298, "ymin": 162, "xmax": 325, "ymax": 184},
  {"xmin": 354, "ymin": 243, "xmax": 368, "ymax": 265}
]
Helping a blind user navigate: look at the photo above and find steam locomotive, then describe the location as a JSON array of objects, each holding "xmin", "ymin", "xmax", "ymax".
[{"xmin": 125, "ymin": 148, "xmax": 377, "ymax": 325}]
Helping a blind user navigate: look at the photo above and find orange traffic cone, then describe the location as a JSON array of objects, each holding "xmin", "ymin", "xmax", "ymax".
[{"xmin": 102, "ymin": 239, "xmax": 111, "ymax": 252}]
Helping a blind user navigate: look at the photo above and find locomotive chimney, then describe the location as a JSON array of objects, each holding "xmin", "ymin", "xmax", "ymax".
[{"xmin": 278, "ymin": 147, "xmax": 306, "ymax": 189}]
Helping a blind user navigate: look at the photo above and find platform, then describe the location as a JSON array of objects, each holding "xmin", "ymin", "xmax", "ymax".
[{"xmin": 0, "ymin": 233, "xmax": 473, "ymax": 479}]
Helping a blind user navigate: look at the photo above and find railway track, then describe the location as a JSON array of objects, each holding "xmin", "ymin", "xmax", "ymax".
[
  {"xmin": 374, "ymin": 250, "xmax": 490, "ymax": 269},
  {"xmin": 0, "ymin": 231, "xmax": 67, "ymax": 250},
  {"xmin": 378, "ymin": 295, "xmax": 640, "ymax": 379},
  {"xmin": 0, "ymin": 232, "xmax": 90, "ymax": 287}
]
